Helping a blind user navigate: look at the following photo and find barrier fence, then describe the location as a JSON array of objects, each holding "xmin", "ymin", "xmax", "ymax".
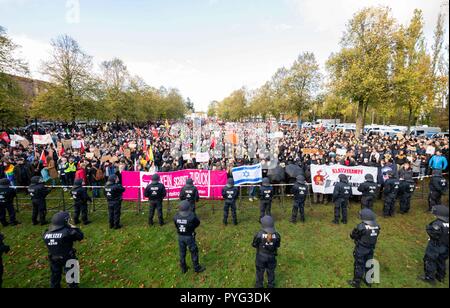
[{"xmin": 8, "ymin": 173, "xmax": 447, "ymax": 220}]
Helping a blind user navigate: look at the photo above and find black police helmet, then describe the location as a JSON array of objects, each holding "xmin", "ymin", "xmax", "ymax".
[
  {"xmin": 339, "ymin": 174, "xmax": 348, "ymax": 183},
  {"xmin": 73, "ymin": 179, "xmax": 83, "ymax": 188},
  {"xmin": 432, "ymin": 205, "xmax": 449, "ymax": 222},
  {"xmin": 404, "ymin": 173, "xmax": 413, "ymax": 182},
  {"xmin": 360, "ymin": 208, "xmax": 377, "ymax": 225},
  {"xmin": 262, "ymin": 178, "xmax": 271, "ymax": 186},
  {"xmin": 261, "ymin": 215, "xmax": 275, "ymax": 233},
  {"xmin": 365, "ymin": 174, "xmax": 374, "ymax": 182},
  {"xmin": 152, "ymin": 174, "xmax": 160, "ymax": 183},
  {"xmin": 227, "ymin": 178, "xmax": 235, "ymax": 187},
  {"xmin": 0, "ymin": 178, "xmax": 11, "ymax": 186},
  {"xmin": 179, "ymin": 200, "xmax": 191, "ymax": 217},
  {"xmin": 107, "ymin": 175, "xmax": 118, "ymax": 184},
  {"xmin": 186, "ymin": 178, "xmax": 194, "ymax": 186},
  {"xmin": 49, "ymin": 211, "xmax": 71, "ymax": 232},
  {"xmin": 31, "ymin": 176, "xmax": 42, "ymax": 185},
  {"xmin": 297, "ymin": 175, "xmax": 306, "ymax": 184}
]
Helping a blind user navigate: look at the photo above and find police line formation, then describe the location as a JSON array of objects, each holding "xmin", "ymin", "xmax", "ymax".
[{"xmin": 0, "ymin": 170, "xmax": 448, "ymax": 289}]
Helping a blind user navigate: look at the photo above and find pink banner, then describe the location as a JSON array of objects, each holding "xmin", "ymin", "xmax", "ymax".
[{"xmin": 121, "ymin": 170, "xmax": 228, "ymax": 201}]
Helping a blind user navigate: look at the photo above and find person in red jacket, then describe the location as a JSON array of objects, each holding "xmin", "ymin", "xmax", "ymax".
[{"xmin": 74, "ymin": 163, "xmax": 87, "ymax": 185}]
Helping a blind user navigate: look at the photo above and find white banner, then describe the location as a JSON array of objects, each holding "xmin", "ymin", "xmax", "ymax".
[
  {"xmin": 310, "ymin": 164, "xmax": 378, "ymax": 195},
  {"xmin": 71, "ymin": 140, "xmax": 85, "ymax": 149},
  {"xmin": 195, "ymin": 152, "xmax": 210, "ymax": 163},
  {"xmin": 33, "ymin": 134, "xmax": 53, "ymax": 145}
]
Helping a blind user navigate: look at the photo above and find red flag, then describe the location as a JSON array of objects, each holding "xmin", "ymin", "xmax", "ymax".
[
  {"xmin": 59, "ymin": 144, "xmax": 65, "ymax": 157},
  {"xmin": 40, "ymin": 150, "xmax": 47, "ymax": 167},
  {"xmin": 80, "ymin": 141, "xmax": 85, "ymax": 154},
  {"xmin": 152, "ymin": 128, "xmax": 159, "ymax": 139},
  {"xmin": 143, "ymin": 139, "xmax": 148, "ymax": 152},
  {"xmin": 0, "ymin": 132, "xmax": 10, "ymax": 144},
  {"xmin": 210, "ymin": 137, "xmax": 216, "ymax": 149}
]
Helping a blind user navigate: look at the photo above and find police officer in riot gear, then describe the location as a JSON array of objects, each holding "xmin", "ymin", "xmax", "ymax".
[
  {"xmin": 222, "ymin": 178, "xmax": 239, "ymax": 226},
  {"xmin": 348, "ymin": 209, "xmax": 381, "ymax": 288},
  {"xmin": 43, "ymin": 212, "xmax": 84, "ymax": 288},
  {"xmin": 398, "ymin": 173, "xmax": 416, "ymax": 214},
  {"xmin": 332, "ymin": 174, "xmax": 352, "ymax": 224},
  {"xmin": 291, "ymin": 175, "xmax": 308, "ymax": 223},
  {"xmin": 173, "ymin": 200, "xmax": 206, "ymax": 274},
  {"xmin": 28, "ymin": 176, "xmax": 51, "ymax": 225},
  {"xmin": 357, "ymin": 174, "xmax": 378, "ymax": 210},
  {"xmin": 383, "ymin": 171, "xmax": 400, "ymax": 217},
  {"xmin": 0, "ymin": 178, "xmax": 20, "ymax": 226},
  {"xmin": 71, "ymin": 179, "xmax": 92, "ymax": 225},
  {"xmin": 259, "ymin": 178, "xmax": 274, "ymax": 221},
  {"xmin": 428, "ymin": 170, "xmax": 448, "ymax": 212},
  {"xmin": 0, "ymin": 233, "xmax": 10, "ymax": 288},
  {"xmin": 420, "ymin": 205, "xmax": 449, "ymax": 285},
  {"xmin": 104, "ymin": 175, "xmax": 125, "ymax": 230},
  {"xmin": 252, "ymin": 215, "xmax": 281, "ymax": 288},
  {"xmin": 144, "ymin": 174, "xmax": 167, "ymax": 226},
  {"xmin": 180, "ymin": 178, "xmax": 200, "ymax": 213}
]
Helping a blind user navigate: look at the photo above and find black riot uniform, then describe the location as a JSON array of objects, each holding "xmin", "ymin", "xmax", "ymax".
[
  {"xmin": 332, "ymin": 174, "xmax": 352, "ymax": 224},
  {"xmin": 173, "ymin": 201, "xmax": 205, "ymax": 274},
  {"xmin": 428, "ymin": 170, "xmax": 448, "ymax": 212},
  {"xmin": 28, "ymin": 176, "xmax": 51, "ymax": 225},
  {"xmin": 291, "ymin": 175, "xmax": 308, "ymax": 223},
  {"xmin": 144, "ymin": 174, "xmax": 167, "ymax": 226},
  {"xmin": 43, "ymin": 212, "xmax": 84, "ymax": 288},
  {"xmin": 222, "ymin": 178, "xmax": 239, "ymax": 225},
  {"xmin": 357, "ymin": 174, "xmax": 378, "ymax": 210},
  {"xmin": 398, "ymin": 173, "xmax": 416, "ymax": 214},
  {"xmin": 259, "ymin": 178, "xmax": 274, "ymax": 221},
  {"xmin": 348, "ymin": 209, "xmax": 381, "ymax": 288},
  {"xmin": 104, "ymin": 175, "xmax": 125, "ymax": 229},
  {"xmin": 0, "ymin": 178, "xmax": 19, "ymax": 226},
  {"xmin": 180, "ymin": 178, "xmax": 200, "ymax": 213},
  {"xmin": 70, "ymin": 179, "xmax": 91, "ymax": 225},
  {"xmin": 252, "ymin": 216, "xmax": 281, "ymax": 288},
  {"xmin": 383, "ymin": 171, "xmax": 400, "ymax": 217},
  {"xmin": 420, "ymin": 205, "xmax": 449, "ymax": 285},
  {"xmin": 0, "ymin": 233, "xmax": 10, "ymax": 288}
]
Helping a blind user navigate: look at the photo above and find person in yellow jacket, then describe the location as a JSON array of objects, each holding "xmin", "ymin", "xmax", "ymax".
[{"xmin": 64, "ymin": 157, "xmax": 77, "ymax": 186}]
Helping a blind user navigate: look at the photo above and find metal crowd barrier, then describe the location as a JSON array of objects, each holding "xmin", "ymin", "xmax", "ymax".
[{"xmin": 9, "ymin": 173, "xmax": 447, "ymax": 220}]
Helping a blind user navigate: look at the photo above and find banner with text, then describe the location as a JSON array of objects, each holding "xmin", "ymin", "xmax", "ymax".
[
  {"xmin": 310, "ymin": 164, "xmax": 378, "ymax": 195},
  {"xmin": 122, "ymin": 170, "xmax": 228, "ymax": 201}
]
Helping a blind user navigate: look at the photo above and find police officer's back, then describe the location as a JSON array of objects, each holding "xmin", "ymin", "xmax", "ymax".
[
  {"xmin": 0, "ymin": 178, "xmax": 20, "ymax": 226},
  {"xmin": 348, "ymin": 209, "xmax": 381, "ymax": 288},
  {"xmin": 43, "ymin": 212, "xmax": 84, "ymax": 288},
  {"xmin": 180, "ymin": 178, "xmax": 200, "ymax": 212},
  {"xmin": 28, "ymin": 176, "xmax": 51, "ymax": 225},
  {"xmin": 71, "ymin": 179, "xmax": 92, "ymax": 225},
  {"xmin": 332, "ymin": 174, "xmax": 352, "ymax": 224},
  {"xmin": 398, "ymin": 173, "xmax": 416, "ymax": 214},
  {"xmin": 222, "ymin": 178, "xmax": 239, "ymax": 225},
  {"xmin": 358, "ymin": 174, "xmax": 378, "ymax": 209},
  {"xmin": 428, "ymin": 170, "xmax": 448, "ymax": 212},
  {"xmin": 173, "ymin": 201, "xmax": 205, "ymax": 273},
  {"xmin": 259, "ymin": 178, "xmax": 274, "ymax": 221},
  {"xmin": 383, "ymin": 171, "xmax": 400, "ymax": 217},
  {"xmin": 291, "ymin": 175, "xmax": 308, "ymax": 223},
  {"xmin": 252, "ymin": 216, "xmax": 281, "ymax": 288},
  {"xmin": 104, "ymin": 175, "xmax": 125, "ymax": 229},
  {"xmin": 420, "ymin": 205, "xmax": 449, "ymax": 285},
  {"xmin": 144, "ymin": 174, "xmax": 167, "ymax": 226}
]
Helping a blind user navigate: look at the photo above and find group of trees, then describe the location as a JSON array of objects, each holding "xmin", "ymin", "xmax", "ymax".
[
  {"xmin": 210, "ymin": 6, "xmax": 449, "ymax": 134},
  {"xmin": 0, "ymin": 31, "xmax": 191, "ymax": 127}
]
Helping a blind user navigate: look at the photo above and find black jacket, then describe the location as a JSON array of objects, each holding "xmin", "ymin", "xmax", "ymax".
[
  {"xmin": 28, "ymin": 183, "xmax": 50, "ymax": 202},
  {"xmin": 222, "ymin": 186, "xmax": 239, "ymax": 203},
  {"xmin": 333, "ymin": 182, "xmax": 352, "ymax": 202},
  {"xmin": 71, "ymin": 186, "xmax": 92, "ymax": 206},
  {"xmin": 383, "ymin": 178, "xmax": 400, "ymax": 198},
  {"xmin": 398, "ymin": 180, "xmax": 415, "ymax": 198},
  {"xmin": 173, "ymin": 212, "xmax": 200, "ymax": 236},
  {"xmin": 104, "ymin": 183, "xmax": 125, "ymax": 203},
  {"xmin": 350, "ymin": 222, "xmax": 381, "ymax": 249},
  {"xmin": 179, "ymin": 185, "xmax": 199, "ymax": 203},
  {"xmin": 0, "ymin": 185, "xmax": 17, "ymax": 205},
  {"xmin": 429, "ymin": 176, "xmax": 448, "ymax": 194},
  {"xmin": 357, "ymin": 181, "xmax": 378, "ymax": 198},
  {"xmin": 252, "ymin": 231, "xmax": 281, "ymax": 256},
  {"xmin": 292, "ymin": 182, "xmax": 308, "ymax": 202},
  {"xmin": 144, "ymin": 182, "xmax": 167, "ymax": 202},
  {"xmin": 43, "ymin": 226, "xmax": 84, "ymax": 259},
  {"xmin": 426, "ymin": 219, "xmax": 449, "ymax": 246},
  {"xmin": 259, "ymin": 185, "xmax": 274, "ymax": 201}
]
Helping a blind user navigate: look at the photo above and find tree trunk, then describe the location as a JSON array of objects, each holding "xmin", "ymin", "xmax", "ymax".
[
  {"xmin": 355, "ymin": 101, "xmax": 365, "ymax": 138},
  {"xmin": 407, "ymin": 107, "xmax": 413, "ymax": 133}
]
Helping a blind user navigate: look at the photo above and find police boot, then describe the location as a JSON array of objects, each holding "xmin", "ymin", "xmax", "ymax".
[
  {"xmin": 181, "ymin": 264, "xmax": 189, "ymax": 274},
  {"xmin": 223, "ymin": 219, "xmax": 228, "ymax": 226},
  {"xmin": 418, "ymin": 275, "xmax": 436, "ymax": 286},
  {"xmin": 10, "ymin": 221, "xmax": 21, "ymax": 226},
  {"xmin": 348, "ymin": 280, "xmax": 361, "ymax": 288},
  {"xmin": 300, "ymin": 216, "xmax": 305, "ymax": 223},
  {"xmin": 83, "ymin": 220, "xmax": 91, "ymax": 225},
  {"xmin": 114, "ymin": 224, "xmax": 122, "ymax": 230},
  {"xmin": 1, "ymin": 221, "xmax": 9, "ymax": 227},
  {"xmin": 195, "ymin": 265, "xmax": 206, "ymax": 273},
  {"xmin": 233, "ymin": 219, "xmax": 238, "ymax": 226},
  {"xmin": 332, "ymin": 219, "xmax": 339, "ymax": 225}
]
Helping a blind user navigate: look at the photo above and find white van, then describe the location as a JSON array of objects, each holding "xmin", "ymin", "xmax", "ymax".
[{"xmin": 410, "ymin": 126, "xmax": 441, "ymax": 138}]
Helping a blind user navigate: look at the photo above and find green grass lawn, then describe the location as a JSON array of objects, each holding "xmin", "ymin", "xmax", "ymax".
[{"xmin": 1, "ymin": 190, "xmax": 448, "ymax": 288}]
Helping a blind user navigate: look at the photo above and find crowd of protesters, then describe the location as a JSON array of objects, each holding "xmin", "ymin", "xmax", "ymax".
[{"xmin": 0, "ymin": 121, "xmax": 448, "ymax": 197}]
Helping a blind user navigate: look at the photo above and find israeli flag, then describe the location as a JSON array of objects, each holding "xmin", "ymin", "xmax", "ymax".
[{"xmin": 232, "ymin": 164, "xmax": 263, "ymax": 185}]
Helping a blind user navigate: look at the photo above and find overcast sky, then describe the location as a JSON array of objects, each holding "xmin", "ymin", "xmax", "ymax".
[{"xmin": 1, "ymin": 0, "xmax": 448, "ymax": 111}]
